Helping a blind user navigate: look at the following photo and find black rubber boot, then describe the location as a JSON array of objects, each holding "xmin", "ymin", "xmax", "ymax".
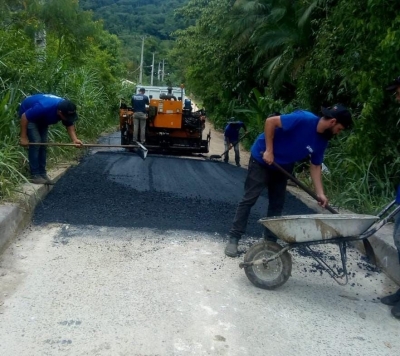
[
  {"xmin": 225, "ymin": 238, "xmax": 239, "ymax": 257},
  {"xmin": 381, "ymin": 289, "xmax": 400, "ymax": 306},
  {"xmin": 392, "ymin": 301, "xmax": 400, "ymax": 319}
]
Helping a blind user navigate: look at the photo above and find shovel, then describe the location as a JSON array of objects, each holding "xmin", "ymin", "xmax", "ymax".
[
  {"xmin": 271, "ymin": 161, "xmax": 377, "ymax": 265},
  {"xmin": 209, "ymin": 132, "xmax": 249, "ymax": 160},
  {"xmin": 26, "ymin": 142, "xmax": 148, "ymax": 160}
]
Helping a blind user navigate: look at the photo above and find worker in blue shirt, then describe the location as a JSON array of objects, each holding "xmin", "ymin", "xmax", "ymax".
[
  {"xmin": 380, "ymin": 76, "xmax": 400, "ymax": 319},
  {"xmin": 19, "ymin": 94, "xmax": 82, "ymax": 185},
  {"xmin": 131, "ymin": 88, "xmax": 150, "ymax": 144},
  {"xmin": 225, "ymin": 105, "xmax": 352, "ymax": 257},
  {"xmin": 224, "ymin": 119, "xmax": 247, "ymax": 167}
]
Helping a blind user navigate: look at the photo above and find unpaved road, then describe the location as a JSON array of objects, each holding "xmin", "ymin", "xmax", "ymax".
[{"xmin": 0, "ymin": 130, "xmax": 399, "ymax": 356}]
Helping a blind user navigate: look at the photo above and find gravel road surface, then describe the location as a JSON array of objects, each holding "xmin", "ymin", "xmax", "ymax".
[{"xmin": 0, "ymin": 131, "xmax": 399, "ymax": 356}]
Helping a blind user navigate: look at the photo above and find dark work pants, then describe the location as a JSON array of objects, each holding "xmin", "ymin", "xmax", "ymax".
[{"xmin": 229, "ymin": 156, "xmax": 290, "ymax": 241}]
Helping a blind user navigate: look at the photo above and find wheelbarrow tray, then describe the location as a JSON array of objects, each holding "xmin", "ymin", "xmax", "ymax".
[{"xmin": 259, "ymin": 214, "xmax": 379, "ymax": 243}]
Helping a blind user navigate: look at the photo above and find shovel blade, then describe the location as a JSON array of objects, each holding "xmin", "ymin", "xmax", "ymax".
[
  {"xmin": 363, "ymin": 239, "xmax": 376, "ymax": 265},
  {"xmin": 135, "ymin": 142, "xmax": 148, "ymax": 160}
]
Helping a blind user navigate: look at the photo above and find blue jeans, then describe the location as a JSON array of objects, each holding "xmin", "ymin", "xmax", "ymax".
[
  {"xmin": 394, "ymin": 209, "xmax": 400, "ymax": 263},
  {"xmin": 27, "ymin": 122, "xmax": 48, "ymax": 176}
]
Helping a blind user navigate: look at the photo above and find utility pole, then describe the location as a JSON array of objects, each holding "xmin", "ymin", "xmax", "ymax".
[
  {"xmin": 150, "ymin": 52, "xmax": 155, "ymax": 86},
  {"xmin": 139, "ymin": 36, "xmax": 145, "ymax": 85},
  {"xmin": 162, "ymin": 59, "xmax": 165, "ymax": 82}
]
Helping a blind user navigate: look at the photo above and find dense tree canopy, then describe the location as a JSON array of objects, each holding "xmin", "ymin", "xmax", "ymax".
[{"xmin": 170, "ymin": 0, "xmax": 400, "ymax": 212}]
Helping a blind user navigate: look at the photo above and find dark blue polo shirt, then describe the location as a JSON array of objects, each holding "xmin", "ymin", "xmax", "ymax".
[
  {"xmin": 19, "ymin": 94, "xmax": 73, "ymax": 127},
  {"xmin": 250, "ymin": 110, "xmax": 328, "ymax": 167},
  {"xmin": 131, "ymin": 94, "xmax": 149, "ymax": 113}
]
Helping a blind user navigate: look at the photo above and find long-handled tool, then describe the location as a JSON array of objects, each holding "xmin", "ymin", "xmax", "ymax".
[
  {"xmin": 271, "ymin": 161, "xmax": 377, "ymax": 265},
  {"xmin": 27, "ymin": 142, "xmax": 148, "ymax": 160},
  {"xmin": 209, "ymin": 132, "xmax": 249, "ymax": 160}
]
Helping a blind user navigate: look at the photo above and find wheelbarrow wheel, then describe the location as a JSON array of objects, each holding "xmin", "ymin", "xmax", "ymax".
[{"xmin": 244, "ymin": 241, "xmax": 292, "ymax": 290}]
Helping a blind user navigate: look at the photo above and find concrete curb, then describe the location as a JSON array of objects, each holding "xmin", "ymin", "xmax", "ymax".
[
  {"xmin": 0, "ymin": 168, "xmax": 69, "ymax": 253},
  {"xmin": 287, "ymin": 184, "xmax": 400, "ymax": 285}
]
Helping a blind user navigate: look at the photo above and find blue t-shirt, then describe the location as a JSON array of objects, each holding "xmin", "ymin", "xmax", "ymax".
[
  {"xmin": 224, "ymin": 121, "xmax": 245, "ymax": 142},
  {"xmin": 19, "ymin": 94, "xmax": 73, "ymax": 127},
  {"xmin": 131, "ymin": 94, "xmax": 149, "ymax": 113},
  {"xmin": 250, "ymin": 110, "xmax": 328, "ymax": 166}
]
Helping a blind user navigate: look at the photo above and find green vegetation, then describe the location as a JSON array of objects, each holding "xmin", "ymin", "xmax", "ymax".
[
  {"xmin": 2, "ymin": 0, "xmax": 399, "ymax": 214},
  {"xmin": 79, "ymin": 0, "xmax": 189, "ymax": 84},
  {"xmin": 0, "ymin": 0, "xmax": 124, "ymax": 200},
  {"xmin": 171, "ymin": 0, "xmax": 400, "ymax": 213}
]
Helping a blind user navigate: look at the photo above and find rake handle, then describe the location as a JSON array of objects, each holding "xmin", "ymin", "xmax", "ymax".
[{"xmin": 27, "ymin": 143, "xmax": 141, "ymax": 149}]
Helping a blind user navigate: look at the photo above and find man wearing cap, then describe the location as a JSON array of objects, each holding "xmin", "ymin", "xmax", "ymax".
[
  {"xmin": 223, "ymin": 118, "xmax": 247, "ymax": 167},
  {"xmin": 225, "ymin": 105, "xmax": 352, "ymax": 257},
  {"xmin": 380, "ymin": 77, "xmax": 400, "ymax": 319},
  {"xmin": 131, "ymin": 88, "xmax": 149, "ymax": 144},
  {"xmin": 19, "ymin": 94, "xmax": 82, "ymax": 185}
]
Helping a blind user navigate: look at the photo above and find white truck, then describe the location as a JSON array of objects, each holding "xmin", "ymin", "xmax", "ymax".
[{"xmin": 136, "ymin": 85, "xmax": 185, "ymax": 100}]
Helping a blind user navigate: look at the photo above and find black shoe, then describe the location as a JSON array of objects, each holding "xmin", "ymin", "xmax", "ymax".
[
  {"xmin": 30, "ymin": 175, "xmax": 48, "ymax": 184},
  {"xmin": 391, "ymin": 301, "xmax": 400, "ymax": 319},
  {"xmin": 225, "ymin": 238, "xmax": 239, "ymax": 257},
  {"xmin": 41, "ymin": 174, "xmax": 55, "ymax": 185},
  {"xmin": 236, "ymin": 163, "xmax": 241, "ymax": 167},
  {"xmin": 381, "ymin": 289, "xmax": 400, "ymax": 306}
]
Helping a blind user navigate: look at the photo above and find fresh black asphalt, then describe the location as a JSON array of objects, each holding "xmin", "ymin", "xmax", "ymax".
[{"xmin": 33, "ymin": 152, "xmax": 315, "ymax": 237}]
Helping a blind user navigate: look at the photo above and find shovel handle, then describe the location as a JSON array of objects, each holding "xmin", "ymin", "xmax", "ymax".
[{"xmin": 271, "ymin": 161, "xmax": 338, "ymax": 214}]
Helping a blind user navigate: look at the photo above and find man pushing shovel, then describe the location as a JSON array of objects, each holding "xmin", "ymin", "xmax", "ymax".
[
  {"xmin": 19, "ymin": 94, "xmax": 83, "ymax": 185},
  {"xmin": 225, "ymin": 105, "xmax": 353, "ymax": 257}
]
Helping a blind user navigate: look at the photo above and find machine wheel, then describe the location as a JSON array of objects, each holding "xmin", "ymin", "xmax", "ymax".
[{"xmin": 244, "ymin": 241, "xmax": 292, "ymax": 290}]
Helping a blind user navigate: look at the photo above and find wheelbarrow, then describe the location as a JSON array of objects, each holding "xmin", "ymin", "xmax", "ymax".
[{"xmin": 239, "ymin": 200, "xmax": 400, "ymax": 289}]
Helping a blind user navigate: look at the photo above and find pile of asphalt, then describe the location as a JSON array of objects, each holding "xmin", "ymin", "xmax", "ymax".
[{"xmin": 33, "ymin": 153, "xmax": 314, "ymax": 238}]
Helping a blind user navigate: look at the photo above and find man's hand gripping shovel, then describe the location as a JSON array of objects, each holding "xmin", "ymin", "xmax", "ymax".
[{"xmin": 271, "ymin": 160, "xmax": 377, "ymax": 265}]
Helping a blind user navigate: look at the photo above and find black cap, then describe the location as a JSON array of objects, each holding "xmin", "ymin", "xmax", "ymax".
[
  {"xmin": 58, "ymin": 100, "xmax": 78, "ymax": 123},
  {"xmin": 386, "ymin": 76, "xmax": 400, "ymax": 91},
  {"xmin": 321, "ymin": 104, "xmax": 352, "ymax": 129},
  {"xmin": 139, "ymin": 87, "xmax": 145, "ymax": 92}
]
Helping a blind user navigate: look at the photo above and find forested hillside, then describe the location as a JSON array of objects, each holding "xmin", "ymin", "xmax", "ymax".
[
  {"xmin": 79, "ymin": 0, "xmax": 189, "ymax": 83},
  {"xmin": 80, "ymin": 0, "xmax": 188, "ymax": 39}
]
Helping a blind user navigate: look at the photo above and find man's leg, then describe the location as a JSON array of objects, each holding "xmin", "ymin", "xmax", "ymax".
[
  {"xmin": 38, "ymin": 125, "xmax": 48, "ymax": 175},
  {"xmin": 223, "ymin": 139, "xmax": 229, "ymax": 163},
  {"xmin": 140, "ymin": 117, "xmax": 146, "ymax": 143},
  {"xmin": 133, "ymin": 116, "xmax": 140, "ymax": 142},
  {"xmin": 263, "ymin": 168, "xmax": 288, "ymax": 242},
  {"xmin": 234, "ymin": 143, "xmax": 240, "ymax": 166},
  {"xmin": 225, "ymin": 157, "xmax": 267, "ymax": 257},
  {"xmin": 27, "ymin": 122, "xmax": 41, "ymax": 177},
  {"xmin": 381, "ymin": 209, "xmax": 400, "ymax": 318}
]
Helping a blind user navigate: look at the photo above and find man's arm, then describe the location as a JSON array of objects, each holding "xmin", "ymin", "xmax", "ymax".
[
  {"xmin": 309, "ymin": 163, "xmax": 328, "ymax": 207},
  {"xmin": 66, "ymin": 125, "xmax": 83, "ymax": 147},
  {"xmin": 263, "ymin": 115, "xmax": 282, "ymax": 164},
  {"xmin": 20, "ymin": 113, "xmax": 29, "ymax": 146}
]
